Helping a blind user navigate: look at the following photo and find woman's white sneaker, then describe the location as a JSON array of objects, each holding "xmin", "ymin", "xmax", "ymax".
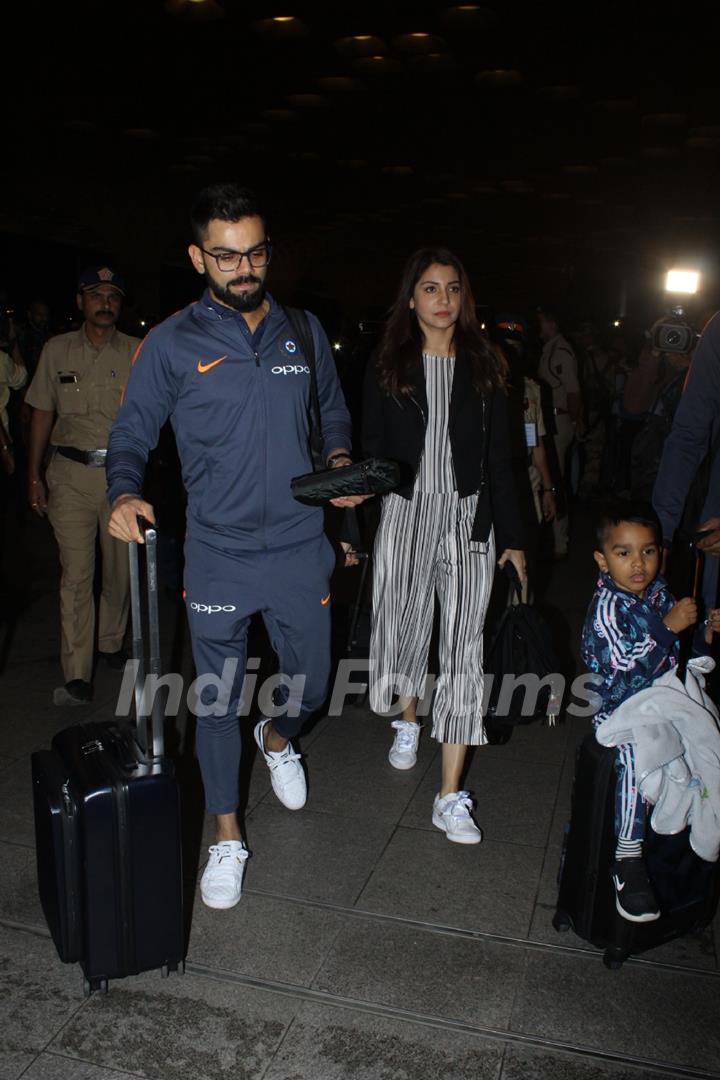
[
  {"xmin": 388, "ymin": 719, "xmax": 421, "ymax": 770},
  {"xmin": 200, "ymin": 841, "xmax": 249, "ymax": 909},
  {"xmin": 432, "ymin": 791, "xmax": 483, "ymax": 844}
]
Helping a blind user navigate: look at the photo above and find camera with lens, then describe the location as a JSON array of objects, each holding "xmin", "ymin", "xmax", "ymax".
[{"xmin": 650, "ymin": 305, "xmax": 699, "ymax": 354}]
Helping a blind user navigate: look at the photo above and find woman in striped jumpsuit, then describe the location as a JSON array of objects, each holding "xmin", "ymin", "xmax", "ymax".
[{"xmin": 362, "ymin": 248, "xmax": 526, "ymax": 844}]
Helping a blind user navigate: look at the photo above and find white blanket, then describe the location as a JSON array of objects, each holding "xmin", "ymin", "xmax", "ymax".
[{"xmin": 595, "ymin": 657, "xmax": 720, "ymax": 862}]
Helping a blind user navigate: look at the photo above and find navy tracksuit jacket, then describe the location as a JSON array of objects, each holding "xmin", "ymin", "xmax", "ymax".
[
  {"xmin": 107, "ymin": 291, "xmax": 352, "ymax": 812},
  {"xmin": 653, "ymin": 311, "xmax": 720, "ymax": 648}
]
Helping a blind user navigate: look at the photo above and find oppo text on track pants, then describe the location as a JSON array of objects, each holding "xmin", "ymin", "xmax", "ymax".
[{"xmin": 184, "ymin": 532, "xmax": 336, "ymax": 814}]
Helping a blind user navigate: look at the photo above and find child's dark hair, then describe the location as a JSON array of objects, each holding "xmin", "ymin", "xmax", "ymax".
[{"xmin": 594, "ymin": 499, "xmax": 661, "ymax": 549}]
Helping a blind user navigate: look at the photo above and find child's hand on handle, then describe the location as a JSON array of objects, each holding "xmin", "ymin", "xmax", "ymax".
[{"xmin": 663, "ymin": 596, "xmax": 698, "ymax": 634}]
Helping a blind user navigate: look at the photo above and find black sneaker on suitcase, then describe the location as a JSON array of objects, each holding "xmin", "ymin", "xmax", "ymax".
[
  {"xmin": 611, "ymin": 857, "xmax": 661, "ymax": 923},
  {"xmin": 554, "ymin": 732, "xmax": 720, "ymax": 969}
]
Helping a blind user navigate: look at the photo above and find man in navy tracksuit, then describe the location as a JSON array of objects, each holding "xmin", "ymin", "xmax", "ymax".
[
  {"xmin": 107, "ymin": 184, "xmax": 357, "ymax": 910},
  {"xmin": 653, "ymin": 311, "xmax": 720, "ymax": 648}
]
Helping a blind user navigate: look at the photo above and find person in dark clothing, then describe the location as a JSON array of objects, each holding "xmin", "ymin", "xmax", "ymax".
[
  {"xmin": 15, "ymin": 300, "xmax": 51, "ymax": 382},
  {"xmin": 630, "ymin": 342, "xmax": 691, "ymax": 501},
  {"xmin": 491, "ymin": 313, "xmax": 556, "ymax": 587},
  {"xmin": 11, "ymin": 300, "xmax": 52, "ymax": 517},
  {"xmin": 107, "ymin": 183, "xmax": 361, "ymax": 910},
  {"xmin": 654, "ymin": 312, "xmax": 720, "ymax": 633}
]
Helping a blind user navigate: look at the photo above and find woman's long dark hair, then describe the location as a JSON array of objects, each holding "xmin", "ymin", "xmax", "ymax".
[{"xmin": 376, "ymin": 247, "xmax": 505, "ymax": 395}]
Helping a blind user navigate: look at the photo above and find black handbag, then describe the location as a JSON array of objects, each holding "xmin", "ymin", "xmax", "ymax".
[
  {"xmin": 484, "ymin": 563, "xmax": 562, "ymax": 737},
  {"xmin": 290, "ymin": 457, "xmax": 400, "ymax": 505}
]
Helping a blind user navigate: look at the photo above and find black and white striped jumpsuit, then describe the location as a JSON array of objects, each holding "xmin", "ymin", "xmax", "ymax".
[{"xmin": 369, "ymin": 354, "xmax": 496, "ymax": 745}]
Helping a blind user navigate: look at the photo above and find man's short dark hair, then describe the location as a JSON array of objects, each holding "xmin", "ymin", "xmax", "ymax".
[
  {"xmin": 594, "ymin": 499, "xmax": 661, "ymax": 549},
  {"xmin": 190, "ymin": 183, "xmax": 267, "ymax": 244},
  {"xmin": 537, "ymin": 305, "xmax": 562, "ymax": 327}
]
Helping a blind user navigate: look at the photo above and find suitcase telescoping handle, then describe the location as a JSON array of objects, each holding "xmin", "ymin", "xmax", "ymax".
[
  {"xmin": 677, "ymin": 544, "xmax": 705, "ymax": 682},
  {"xmin": 128, "ymin": 516, "xmax": 164, "ymax": 760}
]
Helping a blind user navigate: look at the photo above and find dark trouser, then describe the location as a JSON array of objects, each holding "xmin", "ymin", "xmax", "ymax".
[
  {"xmin": 612, "ymin": 414, "xmax": 645, "ymax": 493},
  {"xmin": 614, "ymin": 742, "xmax": 646, "ymax": 842},
  {"xmin": 184, "ymin": 532, "xmax": 336, "ymax": 814}
]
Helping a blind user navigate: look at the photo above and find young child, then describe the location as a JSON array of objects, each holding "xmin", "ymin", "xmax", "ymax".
[{"xmin": 581, "ymin": 500, "xmax": 720, "ymax": 923}]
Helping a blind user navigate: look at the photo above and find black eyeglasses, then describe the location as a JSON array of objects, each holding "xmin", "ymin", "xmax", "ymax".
[{"xmin": 199, "ymin": 242, "xmax": 272, "ymax": 273}]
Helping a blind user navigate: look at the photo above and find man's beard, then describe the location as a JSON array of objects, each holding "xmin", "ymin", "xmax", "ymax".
[{"xmin": 207, "ymin": 272, "xmax": 266, "ymax": 312}]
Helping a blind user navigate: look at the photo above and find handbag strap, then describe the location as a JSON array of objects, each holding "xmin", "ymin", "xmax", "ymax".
[
  {"xmin": 503, "ymin": 560, "xmax": 528, "ymax": 606},
  {"xmin": 282, "ymin": 305, "xmax": 324, "ymax": 468},
  {"xmin": 344, "ymin": 505, "xmax": 363, "ymax": 553}
]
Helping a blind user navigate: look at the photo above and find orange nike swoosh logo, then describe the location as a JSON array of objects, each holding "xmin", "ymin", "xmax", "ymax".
[
  {"xmin": 321, "ymin": 593, "xmax": 331, "ymax": 605},
  {"xmin": 197, "ymin": 355, "xmax": 228, "ymax": 373}
]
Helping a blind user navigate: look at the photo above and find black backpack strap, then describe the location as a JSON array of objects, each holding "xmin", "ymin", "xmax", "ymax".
[{"xmin": 283, "ymin": 305, "xmax": 324, "ymax": 468}]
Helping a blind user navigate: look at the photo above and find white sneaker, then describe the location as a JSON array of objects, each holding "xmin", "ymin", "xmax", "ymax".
[
  {"xmin": 200, "ymin": 841, "xmax": 249, "ymax": 910},
  {"xmin": 254, "ymin": 718, "xmax": 307, "ymax": 810},
  {"xmin": 388, "ymin": 719, "xmax": 421, "ymax": 770},
  {"xmin": 432, "ymin": 791, "xmax": 483, "ymax": 845}
]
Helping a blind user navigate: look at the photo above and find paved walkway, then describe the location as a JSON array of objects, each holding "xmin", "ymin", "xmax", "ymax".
[{"xmin": 1, "ymin": 512, "xmax": 718, "ymax": 1080}]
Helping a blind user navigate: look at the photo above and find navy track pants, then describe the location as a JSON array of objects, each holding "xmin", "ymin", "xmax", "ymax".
[{"xmin": 184, "ymin": 532, "xmax": 336, "ymax": 814}]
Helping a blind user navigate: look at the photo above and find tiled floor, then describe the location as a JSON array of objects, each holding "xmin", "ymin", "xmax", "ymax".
[{"xmin": 1, "ymin": 512, "xmax": 718, "ymax": 1080}]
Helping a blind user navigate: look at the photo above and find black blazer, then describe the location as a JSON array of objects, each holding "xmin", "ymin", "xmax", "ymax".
[{"xmin": 362, "ymin": 347, "xmax": 524, "ymax": 552}]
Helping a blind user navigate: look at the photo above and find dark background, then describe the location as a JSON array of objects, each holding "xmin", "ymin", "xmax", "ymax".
[{"xmin": 3, "ymin": 0, "xmax": 720, "ymax": 332}]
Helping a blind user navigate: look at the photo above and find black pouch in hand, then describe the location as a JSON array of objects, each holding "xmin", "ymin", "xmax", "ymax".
[{"xmin": 290, "ymin": 458, "xmax": 400, "ymax": 506}]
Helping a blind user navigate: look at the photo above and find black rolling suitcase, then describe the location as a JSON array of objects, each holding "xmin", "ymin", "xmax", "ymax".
[
  {"xmin": 554, "ymin": 730, "xmax": 720, "ymax": 968},
  {"xmin": 31, "ymin": 522, "xmax": 184, "ymax": 995}
]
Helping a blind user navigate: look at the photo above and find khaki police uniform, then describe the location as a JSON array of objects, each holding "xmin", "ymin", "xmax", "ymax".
[
  {"xmin": 0, "ymin": 349, "xmax": 27, "ymax": 433},
  {"xmin": 26, "ymin": 327, "xmax": 140, "ymax": 682},
  {"xmin": 524, "ymin": 377, "xmax": 547, "ymax": 523},
  {"xmin": 538, "ymin": 333, "xmax": 579, "ymax": 556}
]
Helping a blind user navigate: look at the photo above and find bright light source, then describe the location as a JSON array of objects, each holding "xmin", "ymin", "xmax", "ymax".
[
  {"xmin": 140, "ymin": 320, "xmax": 146, "ymax": 327},
  {"xmin": 666, "ymin": 269, "xmax": 700, "ymax": 294},
  {"xmin": 480, "ymin": 322, "xmax": 486, "ymax": 330},
  {"xmin": 333, "ymin": 342, "xmax": 342, "ymax": 351},
  {"xmin": 613, "ymin": 320, "xmax": 621, "ymax": 327}
]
